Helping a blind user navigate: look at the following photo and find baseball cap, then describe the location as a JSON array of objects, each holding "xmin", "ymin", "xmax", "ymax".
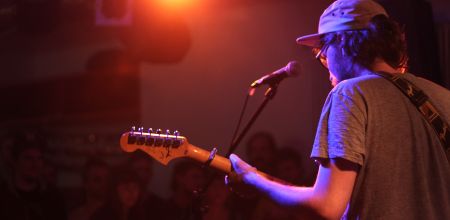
[{"xmin": 296, "ymin": 0, "xmax": 388, "ymax": 48}]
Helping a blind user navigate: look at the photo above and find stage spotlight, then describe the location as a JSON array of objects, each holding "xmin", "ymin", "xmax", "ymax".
[{"xmin": 155, "ymin": 0, "xmax": 199, "ymax": 11}]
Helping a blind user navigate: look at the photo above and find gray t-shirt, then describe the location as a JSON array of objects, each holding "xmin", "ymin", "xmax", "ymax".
[{"xmin": 311, "ymin": 73, "xmax": 450, "ymax": 220}]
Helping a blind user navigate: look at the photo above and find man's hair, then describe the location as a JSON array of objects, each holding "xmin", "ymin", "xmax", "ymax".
[{"xmin": 321, "ymin": 15, "xmax": 408, "ymax": 70}]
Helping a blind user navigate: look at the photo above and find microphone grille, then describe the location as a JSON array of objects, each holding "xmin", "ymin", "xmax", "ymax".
[{"xmin": 285, "ymin": 61, "xmax": 302, "ymax": 77}]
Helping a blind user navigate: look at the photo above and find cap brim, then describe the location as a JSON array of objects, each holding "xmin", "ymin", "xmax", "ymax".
[{"xmin": 296, "ymin": 33, "xmax": 322, "ymax": 48}]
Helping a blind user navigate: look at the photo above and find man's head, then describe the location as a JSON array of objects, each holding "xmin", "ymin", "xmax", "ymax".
[
  {"xmin": 126, "ymin": 151, "xmax": 154, "ymax": 188},
  {"xmin": 110, "ymin": 168, "xmax": 143, "ymax": 209},
  {"xmin": 275, "ymin": 147, "xmax": 303, "ymax": 185},
  {"xmin": 246, "ymin": 131, "xmax": 277, "ymax": 173},
  {"xmin": 11, "ymin": 134, "xmax": 46, "ymax": 183},
  {"xmin": 83, "ymin": 157, "xmax": 110, "ymax": 200},
  {"xmin": 170, "ymin": 159, "xmax": 205, "ymax": 194},
  {"xmin": 297, "ymin": 0, "xmax": 407, "ymax": 85}
]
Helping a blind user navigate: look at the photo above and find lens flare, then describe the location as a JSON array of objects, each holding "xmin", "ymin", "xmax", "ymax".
[{"xmin": 155, "ymin": 0, "xmax": 199, "ymax": 11}]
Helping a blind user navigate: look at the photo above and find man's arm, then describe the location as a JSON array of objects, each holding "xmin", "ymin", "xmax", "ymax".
[{"xmin": 229, "ymin": 154, "xmax": 359, "ymax": 219}]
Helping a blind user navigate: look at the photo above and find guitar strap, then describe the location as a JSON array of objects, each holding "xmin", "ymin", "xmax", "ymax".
[{"xmin": 375, "ymin": 71, "xmax": 450, "ymax": 163}]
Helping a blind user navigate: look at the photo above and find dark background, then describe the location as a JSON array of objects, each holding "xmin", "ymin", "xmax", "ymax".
[{"xmin": 0, "ymin": 0, "xmax": 449, "ymax": 198}]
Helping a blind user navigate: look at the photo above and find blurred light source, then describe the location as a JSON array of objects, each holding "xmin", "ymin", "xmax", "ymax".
[
  {"xmin": 95, "ymin": 0, "xmax": 133, "ymax": 26},
  {"xmin": 115, "ymin": 0, "xmax": 192, "ymax": 63},
  {"xmin": 155, "ymin": 0, "xmax": 198, "ymax": 11}
]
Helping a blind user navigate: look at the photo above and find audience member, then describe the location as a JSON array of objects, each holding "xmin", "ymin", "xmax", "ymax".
[
  {"xmin": 245, "ymin": 131, "xmax": 277, "ymax": 175},
  {"xmin": 126, "ymin": 151, "xmax": 153, "ymax": 189},
  {"xmin": 275, "ymin": 147, "xmax": 308, "ymax": 186},
  {"xmin": 69, "ymin": 157, "xmax": 111, "ymax": 220},
  {"xmin": 230, "ymin": 131, "xmax": 278, "ymax": 220},
  {"xmin": 0, "ymin": 131, "xmax": 14, "ymax": 183},
  {"xmin": 90, "ymin": 167, "xmax": 147, "ymax": 220},
  {"xmin": 124, "ymin": 151, "xmax": 167, "ymax": 220},
  {"xmin": 201, "ymin": 174, "xmax": 233, "ymax": 220},
  {"xmin": 251, "ymin": 199, "xmax": 298, "ymax": 220},
  {"xmin": 166, "ymin": 159, "xmax": 206, "ymax": 220},
  {"xmin": 0, "ymin": 132, "xmax": 67, "ymax": 220},
  {"xmin": 42, "ymin": 159, "xmax": 59, "ymax": 187},
  {"xmin": 251, "ymin": 147, "xmax": 306, "ymax": 220}
]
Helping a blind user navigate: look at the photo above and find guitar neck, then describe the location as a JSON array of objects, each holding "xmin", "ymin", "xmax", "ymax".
[
  {"xmin": 186, "ymin": 144, "xmax": 291, "ymax": 185},
  {"xmin": 186, "ymin": 144, "xmax": 232, "ymax": 173},
  {"xmin": 119, "ymin": 130, "xmax": 289, "ymax": 185}
]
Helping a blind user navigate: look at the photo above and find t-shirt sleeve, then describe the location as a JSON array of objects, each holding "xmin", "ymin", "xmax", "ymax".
[{"xmin": 311, "ymin": 90, "xmax": 367, "ymax": 166}]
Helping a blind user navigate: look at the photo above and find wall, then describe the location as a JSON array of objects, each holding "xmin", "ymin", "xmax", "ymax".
[
  {"xmin": 140, "ymin": 0, "xmax": 330, "ymax": 197},
  {"xmin": 0, "ymin": 0, "xmax": 332, "ymax": 198}
]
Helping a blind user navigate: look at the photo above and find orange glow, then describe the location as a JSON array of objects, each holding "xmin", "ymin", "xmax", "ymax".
[{"xmin": 155, "ymin": 0, "xmax": 200, "ymax": 11}]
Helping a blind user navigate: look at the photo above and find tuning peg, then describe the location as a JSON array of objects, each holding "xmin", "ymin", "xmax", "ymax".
[
  {"xmin": 166, "ymin": 129, "xmax": 171, "ymax": 137},
  {"xmin": 156, "ymin": 129, "xmax": 162, "ymax": 136},
  {"xmin": 138, "ymin": 127, "xmax": 144, "ymax": 136},
  {"xmin": 147, "ymin": 128, "xmax": 153, "ymax": 134},
  {"xmin": 172, "ymin": 130, "xmax": 181, "ymax": 148},
  {"xmin": 128, "ymin": 126, "xmax": 137, "ymax": 144}
]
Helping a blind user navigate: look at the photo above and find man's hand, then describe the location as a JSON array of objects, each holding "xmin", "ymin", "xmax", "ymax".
[
  {"xmin": 225, "ymin": 154, "xmax": 259, "ymax": 197},
  {"xmin": 228, "ymin": 154, "xmax": 257, "ymax": 183}
]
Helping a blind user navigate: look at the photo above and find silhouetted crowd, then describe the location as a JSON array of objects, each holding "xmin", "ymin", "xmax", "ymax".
[{"xmin": 0, "ymin": 130, "xmax": 316, "ymax": 220}]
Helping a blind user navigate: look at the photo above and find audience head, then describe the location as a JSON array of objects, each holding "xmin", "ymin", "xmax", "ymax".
[
  {"xmin": 11, "ymin": 132, "xmax": 46, "ymax": 183},
  {"xmin": 245, "ymin": 131, "xmax": 277, "ymax": 173},
  {"xmin": 170, "ymin": 159, "xmax": 206, "ymax": 195},
  {"xmin": 82, "ymin": 157, "xmax": 111, "ymax": 200},
  {"xmin": 125, "ymin": 151, "xmax": 153, "ymax": 189},
  {"xmin": 204, "ymin": 174, "xmax": 230, "ymax": 206},
  {"xmin": 109, "ymin": 167, "xmax": 143, "ymax": 210},
  {"xmin": 275, "ymin": 147, "xmax": 304, "ymax": 185}
]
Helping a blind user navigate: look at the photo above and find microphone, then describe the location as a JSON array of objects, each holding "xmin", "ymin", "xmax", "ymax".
[{"xmin": 250, "ymin": 61, "xmax": 301, "ymax": 88}]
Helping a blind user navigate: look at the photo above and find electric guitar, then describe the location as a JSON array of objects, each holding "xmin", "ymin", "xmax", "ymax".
[{"xmin": 120, "ymin": 127, "xmax": 286, "ymax": 183}]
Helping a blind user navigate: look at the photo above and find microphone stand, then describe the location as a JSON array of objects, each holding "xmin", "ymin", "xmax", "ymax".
[
  {"xmin": 225, "ymin": 84, "xmax": 279, "ymax": 157},
  {"xmin": 187, "ymin": 83, "xmax": 280, "ymax": 220}
]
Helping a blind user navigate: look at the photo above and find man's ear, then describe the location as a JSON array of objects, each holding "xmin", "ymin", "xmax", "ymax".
[{"xmin": 341, "ymin": 46, "xmax": 355, "ymax": 57}]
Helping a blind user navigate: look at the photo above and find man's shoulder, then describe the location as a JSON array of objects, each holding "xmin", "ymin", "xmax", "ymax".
[
  {"xmin": 404, "ymin": 73, "xmax": 450, "ymax": 94},
  {"xmin": 404, "ymin": 73, "xmax": 450, "ymax": 119},
  {"xmin": 331, "ymin": 74, "xmax": 384, "ymax": 98}
]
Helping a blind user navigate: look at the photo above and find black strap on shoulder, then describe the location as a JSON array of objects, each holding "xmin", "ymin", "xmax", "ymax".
[{"xmin": 375, "ymin": 72, "xmax": 450, "ymax": 160}]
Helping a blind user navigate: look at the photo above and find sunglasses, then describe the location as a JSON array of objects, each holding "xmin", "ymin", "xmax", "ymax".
[{"xmin": 312, "ymin": 44, "xmax": 329, "ymax": 69}]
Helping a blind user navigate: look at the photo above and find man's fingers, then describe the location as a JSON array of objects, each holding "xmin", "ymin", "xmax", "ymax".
[
  {"xmin": 229, "ymin": 153, "xmax": 242, "ymax": 172},
  {"xmin": 229, "ymin": 154, "xmax": 241, "ymax": 165},
  {"xmin": 230, "ymin": 153, "xmax": 253, "ymax": 174},
  {"xmin": 224, "ymin": 172, "xmax": 258, "ymax": 199}
]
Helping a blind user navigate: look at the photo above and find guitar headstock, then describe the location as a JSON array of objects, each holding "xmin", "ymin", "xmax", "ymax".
[{"xmin": 120, "ymin": 127, "xmax": 190, "ymax": 165}]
